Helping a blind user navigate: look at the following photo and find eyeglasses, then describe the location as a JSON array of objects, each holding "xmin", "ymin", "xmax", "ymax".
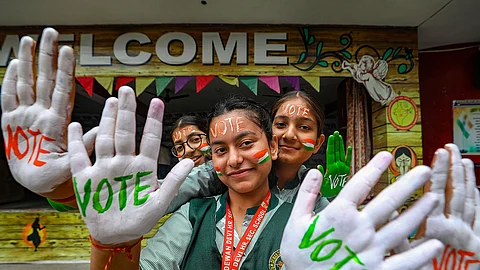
[{"xmin": 171, "ymin": 134, "xmax": 208, "ymax": 158}]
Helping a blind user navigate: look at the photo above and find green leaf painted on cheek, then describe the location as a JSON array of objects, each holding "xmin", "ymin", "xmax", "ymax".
[
  {"xmin": 73, "ymin": 177, "xmax": 92, "ymax": 217},
  {"xmin": 134, "ymin": 171, "xmax": 153, "ymax": 206}
]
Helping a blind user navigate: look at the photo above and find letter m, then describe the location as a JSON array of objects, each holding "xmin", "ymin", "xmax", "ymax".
[{"xmin": 202, "ymin": 32, "xmax": 247, "ymax": 65}]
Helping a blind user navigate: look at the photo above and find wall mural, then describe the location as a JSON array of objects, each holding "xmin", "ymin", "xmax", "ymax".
[
  {"xmin": 21, "ymin": 218, "xmax": 47, "ymax": 251},
  {"xmin": 387, "ymin": 96, "xmax": 419, "ymax": 130},
  {"xmin": 292, "ymin": 27, "xmax": 415, "ymax": 105}
]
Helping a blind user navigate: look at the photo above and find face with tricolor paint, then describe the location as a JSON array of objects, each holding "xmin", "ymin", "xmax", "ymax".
[
  {"xmin": 209, "ymin": 110, "xmax": 278, "ymax": 195},
  {"xmin": 171, "ymin": 124, "xmax": 209, "ymax": 167},
  {"xmin": 272, "ymin": 97, "xmax": 325, "ymax": 166}
]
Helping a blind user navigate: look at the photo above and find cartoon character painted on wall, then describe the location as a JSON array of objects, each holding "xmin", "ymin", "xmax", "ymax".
[
  {"xmin": 388, "ymin": 96, "xmax": 419, "ymax": 131},
  {"xmin": 389, "ymin": 145, "xmax": 417, "ymax": 181},
  {"xmin": 342, "ymin": 55, "xmax": 396, "ymax": 105},
  {"xmin": 22, "ymin": 218, "xmax": 47, "ymax": 251},
  {"xmin": 390, "ymin": 146, "xmax": 421, "ymax": 219}
]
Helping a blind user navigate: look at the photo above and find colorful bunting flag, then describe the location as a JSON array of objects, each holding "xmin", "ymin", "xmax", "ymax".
[
  {"xmin": 259, "ymin": 76, "xmax": 280, "ymax": 93},
  {"xmin": 155, "ymin": 76, "xmax": 174, "ymax": 96},
  {"xmin": 116, "ymin": 77, "xmax": 135, "ymax": 91},
  {"xmin": 302, "ymin": 76, "xmax": 320, "ymax": 92},
  {"xmin": 240, "ymin": 77, "xmax": 258, "ymax": 95},
  {"xmin": 175, "ymin": 76, "xmax": 194, "ymax": 93},
  {"xmin": 281, "ymin": 76, "xmax": 300, "ymax": 91},
  {"xmin": 136, "ymin": 77, "xmax": 155, "ymax": 96},
  {"xmin": 219, "ymin": 75, "xmax": 239, "ymax": 87},
  {"xmin": 196, "ymin": 76, "xmax": 215, "ymax": 93},
  {"xmin": 95, "ymin": 77, "xmax": 114, "ymax": 95},
  {"xmin": 77, "ymin": 77, "xmax": 94, "ymax": 97}
]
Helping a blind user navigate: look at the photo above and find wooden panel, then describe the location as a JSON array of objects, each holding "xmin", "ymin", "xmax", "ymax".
[
  {"xmin": 0, "ymin": 211, "xmax": 170, "ymax": 262},
  {"xmin": 0, "ymin": 25, "xmax": 418, "ymax": 78}
]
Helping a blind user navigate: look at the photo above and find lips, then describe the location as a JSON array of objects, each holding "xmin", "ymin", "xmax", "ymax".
[
  {"xmin": 227, "ymin": 168, "xmax": 252, "ymax": 177},
  {"xmin": 279, "ymin": 144, "xmax": 299, "ymax": 150}
]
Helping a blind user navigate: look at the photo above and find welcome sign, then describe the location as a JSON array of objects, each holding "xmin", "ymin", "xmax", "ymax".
[{"xmin": 0, "ymin": 25, "xmax": 418, "ymax": 77}]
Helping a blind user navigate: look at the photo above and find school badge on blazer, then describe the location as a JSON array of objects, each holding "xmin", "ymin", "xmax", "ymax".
[{"xmin": 269, "ymin": 249, "xmax": 284, "ymax": 270}]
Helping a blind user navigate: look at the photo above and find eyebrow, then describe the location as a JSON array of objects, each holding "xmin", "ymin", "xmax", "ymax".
[
  {"xmin": 274, "ymin": 115, "xmax": 315, "ymax": 123},
  {"xmin": 210, "ymin": 131, "xmax": 257, "ymax": 146}
]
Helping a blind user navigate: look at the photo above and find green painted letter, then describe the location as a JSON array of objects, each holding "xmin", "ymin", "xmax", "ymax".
[
  {"xmin": 93, "ymin": 178, "xmax": 114, "ymax": 213},
  {"xmin": 134, "ymin": 171, "xmax": 153, "ymax": 206},
  {"xmin": 114, "ymin": 174, "xmax": 133, "ymax": 211},
  {"xmin": 73, "ymin": 177, "xmax": 92, "ymax": 217}
]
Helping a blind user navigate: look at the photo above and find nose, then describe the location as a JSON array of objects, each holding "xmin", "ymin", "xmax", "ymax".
[
  {"xmin": 282, "ymin": 124, "xmax": 297, "ymax": 141},
  {"xmin": 227, "ymin": 148, "xmax": 243, "ymax": 168},
  {"xmin": 184, "ymin": 144, "xmax": 196, "ymax": 157}
]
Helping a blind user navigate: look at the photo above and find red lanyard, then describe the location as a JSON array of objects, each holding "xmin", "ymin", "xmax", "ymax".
[{"xmin": 221, "ymin": 190, "xmax": 271, "ymax": 270}]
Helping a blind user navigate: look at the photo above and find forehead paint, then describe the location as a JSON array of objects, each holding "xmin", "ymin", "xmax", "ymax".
[
  {"xmin": 199, "ymin": 142, "xmax": 210, "ymax": 153},
  {"xmin": 281, "ymin": 103, "xmax": 311, "ymax": 118},
  {"xmin": 173, "ymin": 126, "xmax": 196, "ymax": 141},
  {"xmin": 253, "ymin": 149, "xmax": 271, "ymax": 164},
  {"xmin": 302, "ymin": 138, "xmax": 315, "ymax": 151},
  {"xmin": 210, "ymin": 116, "xmax": 246, "ymax": 138},
  {"xmin": 214, "ymin": 166, "xmax": 223, "ymax": 177}
]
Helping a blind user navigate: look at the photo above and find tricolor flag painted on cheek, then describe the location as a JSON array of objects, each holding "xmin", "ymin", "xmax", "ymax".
[
  {"xmin": 253, "ymin": 149, "xmax": 271, "ymax": 164},
  {"xmin": 199, "ymin": 143, "xmax": 210, "ymax": 153},
  {"xmin": 214, "ymin": 166, "xmax": 223, "ymax": 177},
  {"xmin": 302, "ymin": 138, "xmax": 315, "ymax": 151}
]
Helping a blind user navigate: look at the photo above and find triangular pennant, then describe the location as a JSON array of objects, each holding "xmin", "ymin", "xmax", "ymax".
[
  {"xmin": 281, "ymin": 76, "xmax": 300, "ymax": 91},
  {"xmin": 155, "ymin": 76, "xmax": 174, "ymax": 96},
  {"xmin": 136, "ymin": 77, "xmax": 155, "ymax": 96},
  {"xmin": 175, "ymin": 76, "xmax": 194, "ymax": 93},
  {"xmin": 259, "ymin": 76, "xmax": 280, "ymax": 93},
  {"xmin": 95, "ymin": 77, "xmax": 114, "ymax": 95},
  {"xmin": 219, "ymin": 75, "xmax": 239, "ymax": 87},
  {"xmin": 240, "ymin": 77, "xmax": 258, "ymax": 95},
  {"xmin": 77, "ymin": 77, "xmax": 94, "ymax": 97},
  {"xmin": 115, "ymin": 77, "xmax": 135, "ymax": 90},
  {"xmin": 196, "ymin": 76, "xmax": 215, "ymax": 93},
  {"xmin": 302, "ymin": 76, "xmax": 320, "ymax": 92}
]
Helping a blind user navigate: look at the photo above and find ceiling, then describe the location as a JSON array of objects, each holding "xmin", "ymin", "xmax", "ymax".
[{"xmin": 1, "ymin": 0, "xmax": 478, "ymax": 49}]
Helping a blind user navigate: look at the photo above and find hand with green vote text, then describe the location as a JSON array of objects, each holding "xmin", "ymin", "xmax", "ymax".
[
  {"xmin": 281, "ymin": 151, "xmax": 444, "ymax": 270},
  {"xmin": 1, "ymin": 28, "xmax": 97, "ymax": 198},
  {"xmin": 318, "ymin": 131, "xmax": 352, "ymax": 198},
  {"xmin": 68, "ymin": 87, "xmax": 194, "ymax": 245}
]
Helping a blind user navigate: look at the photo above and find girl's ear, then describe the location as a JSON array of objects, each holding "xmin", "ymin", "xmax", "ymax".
[
  {"xmin": 313, "ymin": 134, "xmax": 325, "ymax": 154},
  {"xmin": 269, "ymin": 135, "xmax": 279, "ymax": 160}
]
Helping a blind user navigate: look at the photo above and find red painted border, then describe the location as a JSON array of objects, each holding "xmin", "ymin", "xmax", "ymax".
[{"xmin": 387, "ymin": 96, "xmax": 419, "ymax": 130}]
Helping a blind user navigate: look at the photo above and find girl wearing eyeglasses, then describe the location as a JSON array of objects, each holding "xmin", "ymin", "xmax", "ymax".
[{"xmin": 170, "ymin": 115, "xmax": 211, "ymax": 167}]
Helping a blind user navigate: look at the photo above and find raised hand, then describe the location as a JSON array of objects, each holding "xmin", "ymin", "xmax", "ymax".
[
  {"xmin": 318, "ymin": 131, "xmax": 352, "ymax": 198},
  {"xmin": 69, "ymin": 87, "xmax": 194, "ymax": 245},
  {"xmin": 1, "ymin": 28, "xmax": 97, "ymax": 198},
  {"xmin": 414, "ymin": 144, "xmax": 480, "ymax": 269},
  {"xmin": 281, "ymin": 151, "xmax": 444, "ymax": 270}
]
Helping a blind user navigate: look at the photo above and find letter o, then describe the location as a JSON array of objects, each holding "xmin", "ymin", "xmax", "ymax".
[{"xmin": 156, "ymin": 32, "xmax": 197, "ymax": 65}]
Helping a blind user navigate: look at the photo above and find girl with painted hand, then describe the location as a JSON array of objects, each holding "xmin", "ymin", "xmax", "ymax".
[
  {"xmin": 280, "ymin": 151, "xmax": 445, "ymax": 269},
  {"xmin": 270, "ymin": 91, "xmax": 350, "ymax": 211},
  {"xmin": 170, "ymin": 115, "xmax": 211, "ymax": 167},
  {"xmin": 140, "ymin": 97, "xmax": 291, "ymax": 269},
  {"xmin": 1, "ymin": 28, "xmax": 97, "ymax": 204},
  {"xmin": 394, "ymin": 144, "xmax": 480, "ymax": 269},
  {"xmin": 69, "ymin": 87, "xmax": 195, "ymax": 269}
]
